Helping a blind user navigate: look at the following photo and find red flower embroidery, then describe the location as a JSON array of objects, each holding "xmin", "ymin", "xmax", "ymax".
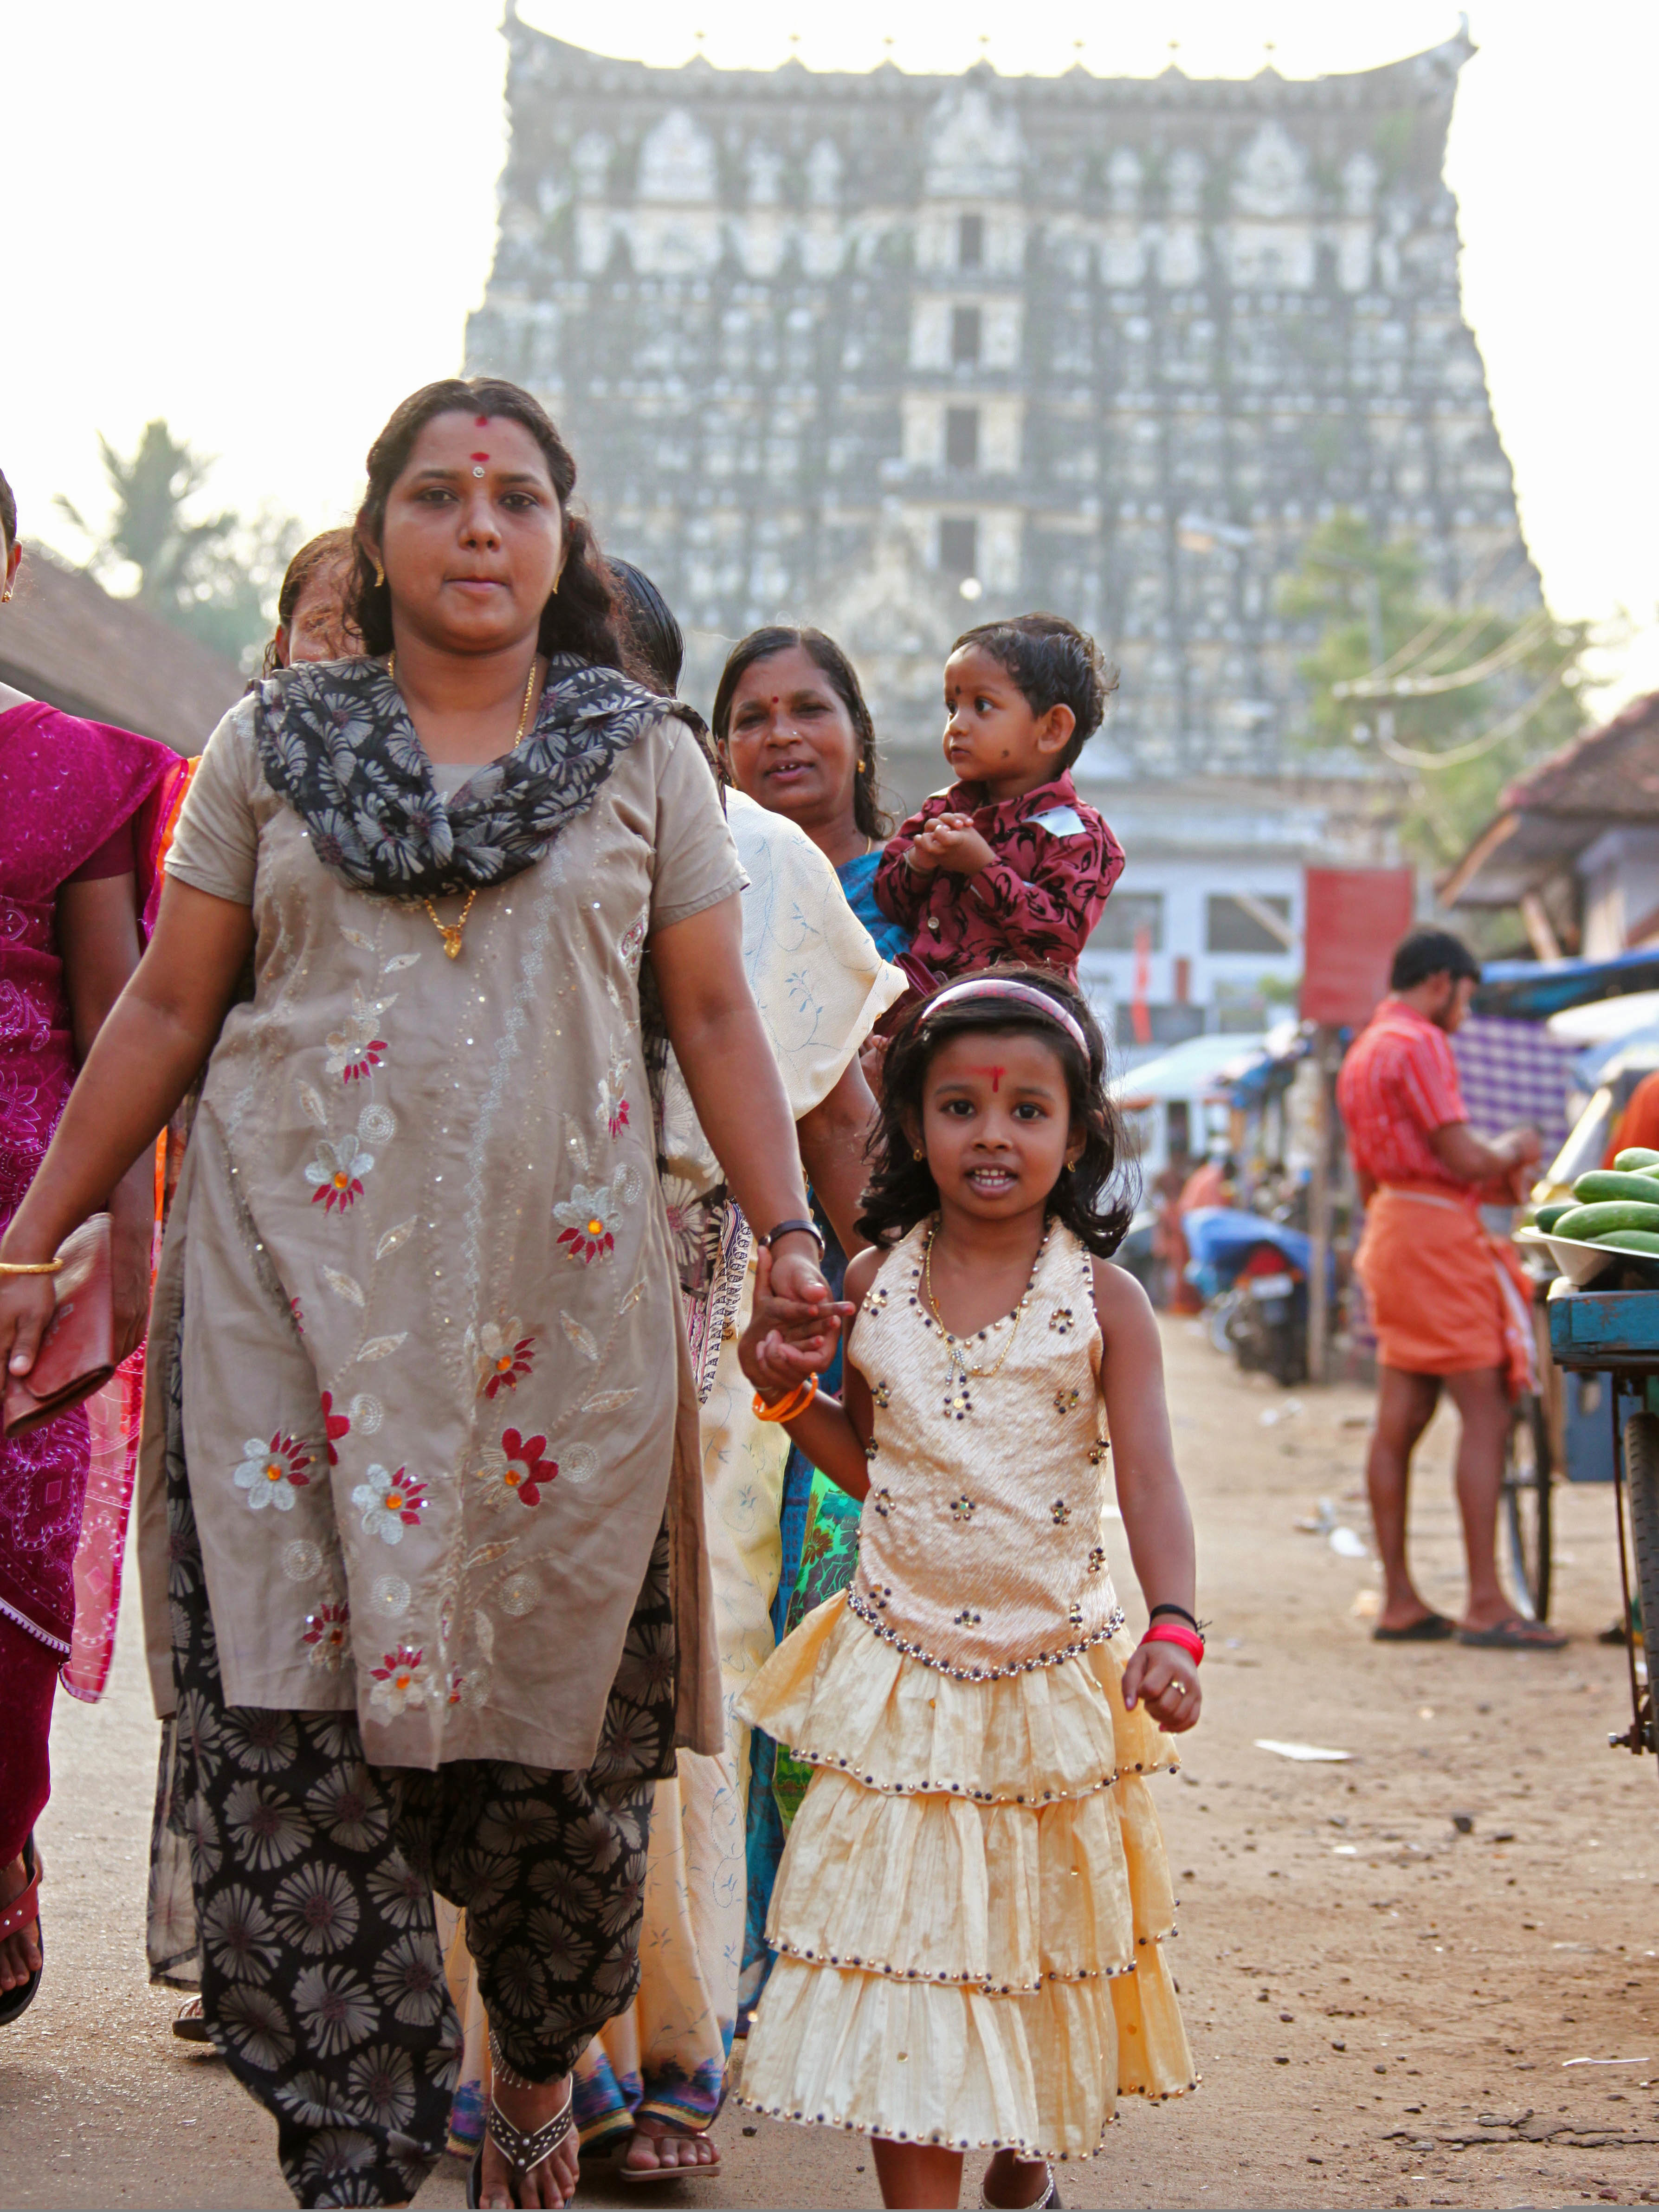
[
  {"xmin": 498, "ymin": 1429, "xmax": 556, "ymax": 1507},
  {"xmin": 303, "ymin": 1601, "xmax": 350, "ymax": 1669},
  {"xmin": 321, "ymin": 1392, "xmax": 351, "ymax": 1467}
]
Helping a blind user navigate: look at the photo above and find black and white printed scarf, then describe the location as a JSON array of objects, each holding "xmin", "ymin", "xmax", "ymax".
[{"xmin": 251, "ymin": 652, "xmax": 679, "ymax": 898}]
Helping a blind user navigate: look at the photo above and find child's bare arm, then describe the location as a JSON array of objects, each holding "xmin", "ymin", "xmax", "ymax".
[
  {"xmin": 738, "ymin": 1248, "xmax": 879, "ymax": 1499},
  {"xmin": 1092, "ymin": 1257, "xmax": 1201, "ymax": 1732}
]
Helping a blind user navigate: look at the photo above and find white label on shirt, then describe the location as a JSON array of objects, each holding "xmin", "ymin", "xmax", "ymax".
[{"xmin": 1026, "ymin": 804, "xmax": 1088, "ymax": 838}]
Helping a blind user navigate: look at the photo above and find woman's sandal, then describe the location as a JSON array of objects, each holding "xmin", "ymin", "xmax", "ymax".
[
  {"xmin": 980, "ymin": 2162, "xmax": 1063, "ymax": 2210},
  {"xmin": 172, "ymin": 1995, "xmax": 213, "ymax": 2044},
  {"xmin": 466, "ymin": 2076, "xmax": 575, "ymax": 2210},
  {"xmin": 614, "ymin": 2120, "xmax": 723, "ymax": 2186},
  {"xmin": 0, "ymin": 1835, "xmax": 43, "ymax": 2028}
]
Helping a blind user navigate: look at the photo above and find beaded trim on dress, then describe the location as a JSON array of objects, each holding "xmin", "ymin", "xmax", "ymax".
[{"xmin": 845, "ymin": 1586, "xmax": 1125, "ymax": 1684}]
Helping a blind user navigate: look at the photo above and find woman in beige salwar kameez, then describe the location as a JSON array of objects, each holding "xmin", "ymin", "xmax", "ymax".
[{"xmin": 0, "ymin": 378, "xmax": 838, "ymax": 2212}]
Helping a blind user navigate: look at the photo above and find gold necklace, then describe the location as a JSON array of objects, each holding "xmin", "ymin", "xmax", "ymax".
[
  {"xmin": 922, "ymin": 1220, "xmax": 1046, "ymax": 1386},
  {"xmin": 387, "ymin": 652, "xmax": 540, "ymax": 961}
]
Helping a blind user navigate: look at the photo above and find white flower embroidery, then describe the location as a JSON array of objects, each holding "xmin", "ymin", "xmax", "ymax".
[
  {"xmin": 596, "ymin": 1060, "xmax": 630, "ymax": 1139},
  {"xmin": 554, "ymin": 1165, "xmax": 631, "ymax": 1265},
  {"xmin": 324, "ymin": 1006, "xmax": 388, "ymax": 1084},
  {"xmin": 304, "ymin": 1133, "xmax": 376, "ymax": 1212},
  {"xmin": 349, "ymin": 1464, "xmax": 428, "ymax": 1546},
  {"xmin": 465, "ymin": 1317, "xmax": 536, "ymax": 1399},
  {"xmin": 368, "ymin": 1643, "xmax": 428, "ymax": 1716},
  {"xmin": 233, "ymin": 1433, "xmax": 314, "ymax": 1513}
]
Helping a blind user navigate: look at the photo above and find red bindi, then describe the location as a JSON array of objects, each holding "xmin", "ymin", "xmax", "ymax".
[
  {"xmin": 966, "ymin": 1064, "xmax": 1007, "ymax": 1091},
  {"xmin": 474, "ymin": 414, "xmax": 490, "ymax": 426},
  {"xmin": 470, "ymin": 452, "xmax": 490, "ymax": 461}
]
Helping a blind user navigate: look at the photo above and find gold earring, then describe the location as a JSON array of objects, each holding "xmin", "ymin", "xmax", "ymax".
[
  {"xmin": 913, "ymin": 1146, "xmax": 925, "ymax": 1162},
  {"xmin": 373, "ymin": 561, "xmax": 385, "ymax": 589}
]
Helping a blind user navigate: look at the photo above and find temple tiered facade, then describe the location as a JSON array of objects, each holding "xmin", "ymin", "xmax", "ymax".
[{"xmin": 466, "ymin": 16, "xmax": 1535, "ymax": 1036}]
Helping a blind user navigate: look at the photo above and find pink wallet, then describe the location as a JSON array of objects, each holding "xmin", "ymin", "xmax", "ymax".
[{"xmin": 3, "ymin": 1214, "xmax": 116, "ymax": 1439}]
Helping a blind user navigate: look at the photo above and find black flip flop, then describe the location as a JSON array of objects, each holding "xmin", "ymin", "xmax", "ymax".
[
  {"xmin": 1457, "ymin": 1617, "xmax": 1569, "ymax": 1650},
  {"xmin": 0, "ymin": 1833, "xmax": 42, "ymax": 2028},
  {"xmin": 1372, "ymin": 1612, "xmax": 1456, "ymax": 1643}
]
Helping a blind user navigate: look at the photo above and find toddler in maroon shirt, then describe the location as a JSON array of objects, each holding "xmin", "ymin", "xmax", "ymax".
[{"xmin": 875, "ymin": 613, "xmax": 1125, "ymax": 1002}]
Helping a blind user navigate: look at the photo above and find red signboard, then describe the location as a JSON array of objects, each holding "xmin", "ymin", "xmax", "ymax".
[{"xmin": 1300, "ymin": 867, "xmax": 1416, "ymax": 1028}]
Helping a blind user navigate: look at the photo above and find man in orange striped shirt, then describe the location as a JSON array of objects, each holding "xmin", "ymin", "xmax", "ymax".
[{"xmin": 1338, "ymin": 931, "xmax": 1563, "ymax": 1649}]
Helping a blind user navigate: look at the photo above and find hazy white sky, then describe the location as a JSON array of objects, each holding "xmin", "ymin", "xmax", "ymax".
[{"xmin": 5, "ymin": 1, "xmax": 1656, "ymax": 704}]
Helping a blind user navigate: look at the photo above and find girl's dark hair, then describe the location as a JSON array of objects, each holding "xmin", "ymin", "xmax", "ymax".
[
  {"xmin": 349, "ymin": 377, "xmax": 629, "ymax": 670},
  {"xmin": 952, "ymin": 612, "xmax": 1120, "ymax": 772},
  {"xmin": 856, "ymin": 965, "xmax": 1138, "ymax": 1256},
  {"xmin": 0, "ymin": 467, "xmax": 16, "ymax": 556},
  {"xmin": 261, "ymin": 527, "xmax": 357, "ymax": 678},
  {"xmin": 710, "ymin": 625, "xmax": 892, "ymax": 840}
]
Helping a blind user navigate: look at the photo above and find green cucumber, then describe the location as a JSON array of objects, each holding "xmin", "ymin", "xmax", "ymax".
[
  {"xmin": 1534, "ymin": 1203, "xmax": 1573, "ymax": 1234},
  {"xmin": 1554, "ymin": 1201, "xmax": 1659, "ymax": 1241},
  {"xmin": 1596, "ymin": 1229, "xmax": 1659, "ymax": 1255},
  {"xmin": 1570, "ymin": 1169, "xmax": 1659, "ymax": 1206},
  {"xmin": 1614, "ymin": 1148, "xmax": 1659, "ymax": 1173}
]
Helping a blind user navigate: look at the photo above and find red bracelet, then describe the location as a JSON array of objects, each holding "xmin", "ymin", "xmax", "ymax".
[{"xmin": 1140, "ymin": 1620, "xmax": 1204, "ymax": 1666}]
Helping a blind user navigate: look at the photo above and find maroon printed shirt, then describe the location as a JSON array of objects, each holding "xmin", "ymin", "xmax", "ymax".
[{"xmin": 874, "ymin": 770, "xmax": 1125, "ymax": 990}]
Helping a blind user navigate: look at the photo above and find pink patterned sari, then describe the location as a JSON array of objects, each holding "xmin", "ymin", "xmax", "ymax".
[{"xmin": 0, "ymin": 700, "xmax": 179, "ymax": 1692}]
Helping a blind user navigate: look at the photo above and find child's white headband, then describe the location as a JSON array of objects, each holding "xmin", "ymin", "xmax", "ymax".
[{"xmin": 919, "ymin": 977, "xmax": 1091, "ymax": 1061}]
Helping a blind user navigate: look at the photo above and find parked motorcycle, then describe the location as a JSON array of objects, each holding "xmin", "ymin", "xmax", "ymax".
[{"xmin": 1183, "ymin": 1206, "xmax": 1323, "ymax": 1389}]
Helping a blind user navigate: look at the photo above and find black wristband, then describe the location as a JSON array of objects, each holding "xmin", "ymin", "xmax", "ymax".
[
  {"xmin": 1149, "ymin": 1603, "xmax": 1201, "ymax": 1632},
  {"xmin": 761, "ymin": 1218, "xmax": 825, "ymax": 1258}
]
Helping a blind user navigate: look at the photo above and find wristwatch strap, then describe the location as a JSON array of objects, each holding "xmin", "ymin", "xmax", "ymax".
[{"xmin": 760, "ymin": 1217, "xmax": 826, "ymax": 1257}]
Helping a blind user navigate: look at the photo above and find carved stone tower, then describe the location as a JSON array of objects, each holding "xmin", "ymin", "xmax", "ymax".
[{"xmin": 467, "ymin": 18, "xmax": 1533, "ymax": 834}]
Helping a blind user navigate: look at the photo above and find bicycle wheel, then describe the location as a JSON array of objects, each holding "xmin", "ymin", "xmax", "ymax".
[
  {"xmin": 1623, "ymin": 1413, "xmax": 1659, "ymax": 1748},
  {"xmin": 1501, "ymin": 1392, "xmax": 1554, "ymax": 1621}
]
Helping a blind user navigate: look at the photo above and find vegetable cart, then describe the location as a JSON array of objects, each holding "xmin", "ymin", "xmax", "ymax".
[{"xmin": 1544, "ymin": 1280, "xmax": 1659, "ymax": 1767}]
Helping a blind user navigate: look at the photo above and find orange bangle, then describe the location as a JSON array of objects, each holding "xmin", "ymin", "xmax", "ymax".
[{"xmin": 753, "ymin": 1377, "xmax": 818, "ymax": 1424}]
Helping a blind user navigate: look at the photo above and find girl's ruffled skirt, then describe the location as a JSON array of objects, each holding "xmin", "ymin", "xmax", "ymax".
[{"xmin": 735, "ymin": 1593, "xmax": 1196, "ymax": 2160}]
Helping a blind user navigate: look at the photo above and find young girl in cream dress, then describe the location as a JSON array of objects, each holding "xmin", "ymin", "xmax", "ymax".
[{"xmin": 737, "ymin": 971, "xmax": 1202, "ymax": 2210}]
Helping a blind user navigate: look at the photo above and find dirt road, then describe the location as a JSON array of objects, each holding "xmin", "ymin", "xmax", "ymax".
[{"xmin": 6, "ymin": 1317, "xmax": 1658, "ymax": 2210}]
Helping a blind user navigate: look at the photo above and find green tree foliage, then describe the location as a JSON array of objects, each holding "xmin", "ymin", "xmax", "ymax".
[
  {"xmin": 1278, "ymin": 511, "xmax": 1590, "ymax": 885},
  {"xmin": 56, "ymin": 420, "xmax": 300, "ymax": 670}
]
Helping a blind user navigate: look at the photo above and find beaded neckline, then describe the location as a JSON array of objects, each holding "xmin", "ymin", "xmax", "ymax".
[{"xmin": 917, "ymin": 1218, "xmax": 1052, "ymax": 1401}]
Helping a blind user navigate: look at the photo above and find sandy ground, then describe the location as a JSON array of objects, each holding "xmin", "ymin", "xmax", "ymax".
[{"xmin": 5, "ymin": 1315, "xmax": 1659, "ymax": 2212}]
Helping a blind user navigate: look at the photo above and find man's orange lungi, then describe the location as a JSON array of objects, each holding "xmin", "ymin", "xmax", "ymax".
[{"xmin": 1354, "ymin": 1184, "xmax": 1534, "ymax": 1397}]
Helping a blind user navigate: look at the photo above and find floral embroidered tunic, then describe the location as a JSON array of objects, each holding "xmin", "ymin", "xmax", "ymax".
[{"xmin": 138, "ymin": 695, "xmax": 743, "ymax": 1770}]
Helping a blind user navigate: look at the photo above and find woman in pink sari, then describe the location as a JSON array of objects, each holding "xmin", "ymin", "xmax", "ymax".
[{"xmin": 0, "ymin": 467, "xmax": 179, "ymax": 2021}]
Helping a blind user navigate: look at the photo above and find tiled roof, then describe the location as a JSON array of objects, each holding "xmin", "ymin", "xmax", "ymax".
[
  {"xmin": 0, "ymin": 542, "xmax": 244, "ymax": 753},
  {"xmin": 1501, "ymin": 689, "xmax": 1659, "ymax": 819}
]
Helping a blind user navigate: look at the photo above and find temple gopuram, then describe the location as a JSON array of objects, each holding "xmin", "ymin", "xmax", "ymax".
[{"xmin": 467, "ymin": 13, "xmax": 1536, "ymax": 1039}]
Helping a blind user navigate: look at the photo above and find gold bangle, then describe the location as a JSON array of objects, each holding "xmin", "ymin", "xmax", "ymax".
[
  {"xmin": 0, "ymin": 1258, "xmax": 64, "ymax": 1277},
  {"xmin": 753, "ymin": 1377, "xmax": 817, "ymax": 1424}
]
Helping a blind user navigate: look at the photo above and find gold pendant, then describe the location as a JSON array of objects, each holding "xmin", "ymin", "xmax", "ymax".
[{"xmin": 439, "ymin": 928, "xmax": 465, "ymax": 960}]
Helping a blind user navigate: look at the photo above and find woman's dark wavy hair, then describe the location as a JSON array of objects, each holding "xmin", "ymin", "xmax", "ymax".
[
  {"xmin": 348, "ymin": 377, "xmax": 630, "ymax": 670},
  {"xmin": 855, "ymin": 965, "xmax": 1138, "ymax": 1257},
  {"xmin": 710, "ymin": 625, "xmax": 892, "ymax": 840}
]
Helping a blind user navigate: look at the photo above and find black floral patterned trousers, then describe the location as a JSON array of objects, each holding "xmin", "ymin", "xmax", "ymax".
[{"xmin": 161, "ymin": 1344, "xmax": 676, "ymax": 2209}]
